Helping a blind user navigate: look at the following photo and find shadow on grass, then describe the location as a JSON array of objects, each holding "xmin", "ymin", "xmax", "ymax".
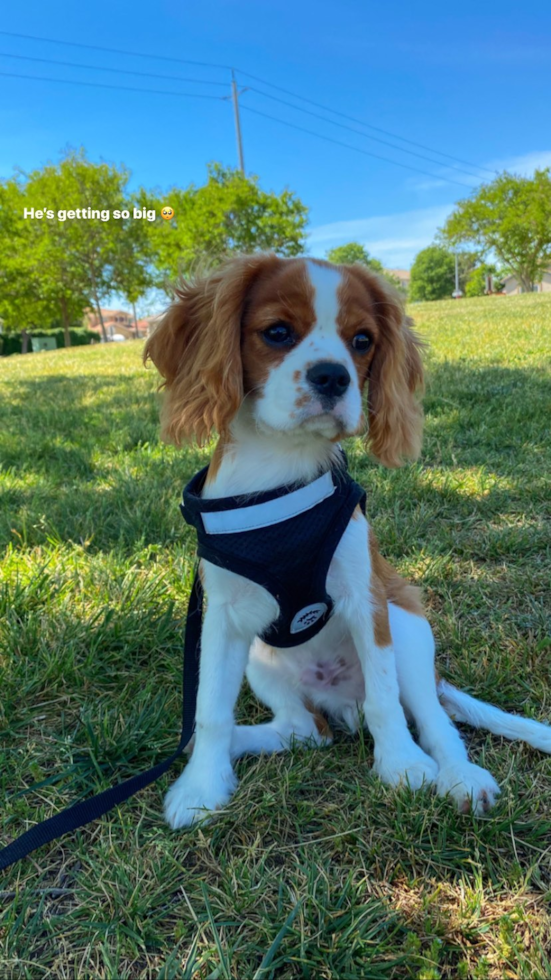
[
  {"xmin": 2, "ymin": 362, "xmax": 550, "ymax": 975},
  {"xmin": 0, "ymin": 362, "xmax": 549, "ymax": 556}
]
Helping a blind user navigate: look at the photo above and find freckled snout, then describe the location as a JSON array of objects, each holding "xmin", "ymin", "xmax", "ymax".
[{"xmin": 306, "ymin": 361, "xmax": 351, "ymax": 402}]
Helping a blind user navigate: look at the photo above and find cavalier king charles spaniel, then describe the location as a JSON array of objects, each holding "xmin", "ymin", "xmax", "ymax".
[{"xmin": 145, "ymin": 253, "xmax": 551, "ymax": 828}]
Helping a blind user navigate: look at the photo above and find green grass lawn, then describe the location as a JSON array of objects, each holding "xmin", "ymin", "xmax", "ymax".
[{"xmin": 1, "ymin": 292, "xmax": 550, "ymax": 978}]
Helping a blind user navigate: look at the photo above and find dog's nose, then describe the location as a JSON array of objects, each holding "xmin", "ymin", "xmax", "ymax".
[{"xmin": 306, "ymin": 362, "xmax": 351, "ymax": 400}]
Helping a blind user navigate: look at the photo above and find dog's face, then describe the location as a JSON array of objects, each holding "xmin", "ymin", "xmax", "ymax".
[
  {"xmin": 240, "ymin": 259, "xmax": 367, "ymax": 441},
  {"xmin": 145, "ymin": 254, "xmax": 424, "ymax": 467}
]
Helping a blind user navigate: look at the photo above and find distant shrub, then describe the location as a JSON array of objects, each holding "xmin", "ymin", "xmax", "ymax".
[
  {"xmin": 0, "ymin": 328, "xmax": 98, "ymax": 356},
  {"xmin": 465, "ymin": 264, "xmax": 505, "ymax": 297}
]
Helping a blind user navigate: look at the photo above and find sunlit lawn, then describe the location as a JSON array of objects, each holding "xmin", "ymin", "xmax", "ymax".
[{"xmin": 1, "ymin": 291, "xmax": 550, "ymax": 977}]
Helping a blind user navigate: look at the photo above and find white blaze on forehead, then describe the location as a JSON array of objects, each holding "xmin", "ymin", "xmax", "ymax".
[{"xmin": 306, "ymin": 260, "xmax": 342, "ymax": 337}]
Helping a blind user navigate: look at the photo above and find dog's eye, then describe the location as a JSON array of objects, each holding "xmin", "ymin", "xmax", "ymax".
[
  {"xmin": 262, "ymin": 322, "xmax": 295, "ymax": 346},
  {"xmin": 351, "ymin": 332, "xmax": 372, "ymax": 353}
]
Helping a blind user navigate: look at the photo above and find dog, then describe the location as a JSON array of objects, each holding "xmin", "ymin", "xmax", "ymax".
[{"xmin": 145, "ymin": 253, "xmax": 551, "ymax": 828}]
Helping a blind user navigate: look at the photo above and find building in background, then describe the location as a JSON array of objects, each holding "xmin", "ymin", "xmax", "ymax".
[
  {"xmin": 385, "ymin": 269, "xmax": 411, "ymax": 292},
  {"xmin": 502, "ymin": 268, "xmax": 551, "ymax": 295},
  {"xmin": 84, "ymin": 309, "xmax": 160, "ymax": 340}
]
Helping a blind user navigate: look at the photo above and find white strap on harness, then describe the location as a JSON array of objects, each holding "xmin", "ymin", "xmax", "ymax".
[{"xmin": 200, "ymin": 470, "xmax": 336, "ymax": 535}]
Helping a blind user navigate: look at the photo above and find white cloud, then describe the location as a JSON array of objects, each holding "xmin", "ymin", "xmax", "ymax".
[
  {"xmin": 486, "ymin": 150, "xmax": 551, "ymax": 175},
  {"xmin": 309, "ymin": 150, "xmax": 551, "ymax": 268},
  {"xmin": 408, "ymin": 149, "xmax": 551, "ymax": 194},
  {"xmin": 307, "ymin": 204, "xmax": 454, "ymax": 269}
]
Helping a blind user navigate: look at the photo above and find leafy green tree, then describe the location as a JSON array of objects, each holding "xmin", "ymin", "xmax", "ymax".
[
  {"xmin": 465, "ymin": 262, "xmax": 504, "ymax": 297},
  {"xmin": 441, "ymin": 169, "xmax": 551, "ymax": 292},
  {"xmin": 326, "ymin": 242, "xmax": 382, "ymax": 269},
  {"xmin": 409, "ymin": 245, "xmax": 456, "ymax": 301},
  {"xmin": 111, "ymin": 198, "xmax": 156, "ymax": 336},
  {"xmin": 141, "ymin": 163, "xmax": 308, "ymax": 289},
  {"xmin": 326, "ymin": 242, "xmax": 402, "ymax": 291},
  {"xmin": 4, "ymin": 149, "xmax": 136, "ymax": 345},
  {"xmin": 0, "ymin": 178, "xmax": 54, "ymax": 349},
  {"xmin": 21, "ymin": 150, "xmax": 135, "ymax": 343}
]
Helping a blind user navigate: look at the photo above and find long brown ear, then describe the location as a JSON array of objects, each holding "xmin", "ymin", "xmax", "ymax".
[
  {"xmin": 144, "ymin": 253, "xmax": 277, "ymax": 444},
  {"xmin": 347, "ymin": 266, "xmax": 425, "ymax": 467}
]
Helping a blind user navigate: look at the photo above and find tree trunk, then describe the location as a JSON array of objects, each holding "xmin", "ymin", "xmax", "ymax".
[
  {"xmin": 21, "ymin": 329, "xmax": 29, "ymax": 354},
  {"xmin": 90, "ymin": 272, "xmax": 108, "ymax": 343},
  {"xmin": 60, "ymin": 297, "xmax": 71, "ymax": 347},
  {"xmin": 95, "ymin": 302, "xmax": 108, "ymax": 343},
  {"xmin": 132, "ymin": 300, "xmax": 139, "ymax": 339},
  {"xmin": 86, "ymin": 258, "xmax": 109, "ymax": 342},
  {"xmin": 519, "ymin": 274, "xmax": 534, "ymax": 293}
]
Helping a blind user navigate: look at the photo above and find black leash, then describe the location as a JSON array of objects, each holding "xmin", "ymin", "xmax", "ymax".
[{"xmin": 0, "ymin": 572, "xmax": 203, "ymax": 872}]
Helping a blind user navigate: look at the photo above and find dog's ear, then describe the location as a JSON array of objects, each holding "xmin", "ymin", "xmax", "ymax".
[
  {"xmin": 144, "ymin": 253, "xmax": 278, "ymax": 445},
  {"xmin": 346, "ymin": 266, "xmax": 425, "ymax": 467}
]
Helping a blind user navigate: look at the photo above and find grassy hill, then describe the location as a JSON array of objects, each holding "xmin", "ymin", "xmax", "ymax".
[{"xmin": 1, "ymin": 292, "xmax": 550, "ymax": 977}]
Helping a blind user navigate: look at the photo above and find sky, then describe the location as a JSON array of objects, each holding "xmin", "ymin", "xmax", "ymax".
[{"xmin": 1, "ymin": 0, "xmax": 550, "ymax": 278}]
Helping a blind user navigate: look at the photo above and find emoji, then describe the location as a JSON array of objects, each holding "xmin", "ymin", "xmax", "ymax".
[{"xmin": 161, "ymin": 206, "xmax": 174, "ymax": 221}]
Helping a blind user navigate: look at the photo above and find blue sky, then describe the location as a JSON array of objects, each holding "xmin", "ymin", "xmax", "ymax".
[{"xmin": 1, "ymin": 0, "xmax": 550, "ymax": 277}]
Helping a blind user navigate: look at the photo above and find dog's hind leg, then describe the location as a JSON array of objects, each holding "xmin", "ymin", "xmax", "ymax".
[{"xmin": 389, "ymin": 602, "xmax": 500, "ymax": 814}]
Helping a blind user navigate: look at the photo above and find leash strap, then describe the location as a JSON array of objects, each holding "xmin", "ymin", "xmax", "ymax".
[{"xmin": 0, "ymin": 572, "xmax": 203, "ymax": 872}]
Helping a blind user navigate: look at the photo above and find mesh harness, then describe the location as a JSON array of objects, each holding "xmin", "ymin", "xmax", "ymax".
[
  {"xmin": 0, "ymin": 457, "xmax": 365, "ymax": 870},
  {"xmin": 181, "ymin": 459, "xmax": 366, "ymax": 647}
]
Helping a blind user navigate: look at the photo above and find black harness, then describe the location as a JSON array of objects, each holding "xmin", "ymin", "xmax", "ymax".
[
  {"xmin": 181, "ymin": 460, "xmax": 366, "ymax": 647},
  {"xmin": 0, "ymin": 458, "xmax": 365, "ymax": 871}
]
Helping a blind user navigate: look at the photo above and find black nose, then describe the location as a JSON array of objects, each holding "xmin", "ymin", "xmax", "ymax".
[{"xmin": 306, "ymin": 361, "xmax": 351, "ymax": 400}]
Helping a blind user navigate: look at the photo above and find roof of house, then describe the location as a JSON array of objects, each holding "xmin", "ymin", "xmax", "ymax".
[
  {"xmin": 385, "ymin": 269, "xmax": 411, "ymax": 279},
  {"xmin": 503, "ymin": 267, "xmax": 551, "ymax": 283},
  {"xmin": 136, "ymin": 316, "xmax": 161, "ymax": 327}
]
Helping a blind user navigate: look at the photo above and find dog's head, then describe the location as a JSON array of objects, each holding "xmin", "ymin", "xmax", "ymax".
[{"xmin": 144, "ymin": 253, "xmax": 424, "ymax": 466}]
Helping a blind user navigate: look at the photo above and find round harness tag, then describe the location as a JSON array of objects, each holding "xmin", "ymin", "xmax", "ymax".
[{"xmin": 290, "ymin": 603, "xmax": 328, "ymax": 634}]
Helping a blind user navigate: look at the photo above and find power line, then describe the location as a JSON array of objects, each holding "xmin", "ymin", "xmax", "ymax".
[
  {"xmin": 0, "ymin": 46, "xmax": 482, "ymax": 179},
  {"xmin": 0, "ymin": 71, "xmax": 228, "ymax": 99},
  {"xmin": 240, "ymin": 103, "xmax": 475, "ymax": 189},
  {"xmin": 0, "ymin": 29, "xmax": 496, "ymax": 182},
  {"xmin": 237, "ymin": 70, "xmax": 497, "ymax": 178},
  {"xmin": 245, "ymin": 86, "xmax": 483, "ymax": 182},
  {"xmin": 0, "ymin": 30, "xmax": 233, "ymax": 70},
  {"xmin": 0, "ymin": 50, "xmax": 228, "ymax": 86},
  {"xmin": 0, "ymin": 28, "xmax": 496, "ymax": 178},
  {"xmin": 0, "ymin": 64, "xmax": 476, "ymax": 187}
]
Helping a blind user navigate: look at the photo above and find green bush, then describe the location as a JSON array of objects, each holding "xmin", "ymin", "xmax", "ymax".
[
  {"xmin": 409, "ymin": 245, "xmax": 456, "ymax": 301},
  {"xmin": 0, "ymin": 327, "xmax": 98, "ymax": 356},
  {"xmin": 465, "ymin": 264, "xmax": 505, "ymax": 297}
]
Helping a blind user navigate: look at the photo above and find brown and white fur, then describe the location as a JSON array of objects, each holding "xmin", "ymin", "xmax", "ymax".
[{"xmin": 145, "ymin": 253, "xmax": 551, "ymax": 827}]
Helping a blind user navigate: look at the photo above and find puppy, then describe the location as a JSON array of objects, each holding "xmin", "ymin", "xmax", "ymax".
[{"xmin": 145, "ymin": 253, "xmax": 551, "ymax": 827}]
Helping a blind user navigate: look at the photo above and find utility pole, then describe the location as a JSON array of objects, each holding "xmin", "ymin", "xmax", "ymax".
[
  {"xmin": 452, "ymin": 252, "xmax": 463, "ymax": 298},
  {"xmin": 231, "ymin": 70, "xmax": 245, "ymax": 173}
]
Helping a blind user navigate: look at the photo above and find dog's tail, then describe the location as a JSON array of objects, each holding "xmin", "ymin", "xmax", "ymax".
[{"xmin": 437, "ymin": 678, "xmax": 551, "ymax": 753}]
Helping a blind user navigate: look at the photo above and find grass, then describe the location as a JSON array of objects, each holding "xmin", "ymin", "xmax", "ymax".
[{"xmin": 1, "ymin": 291, "xmax": 550, "ymax": 978}]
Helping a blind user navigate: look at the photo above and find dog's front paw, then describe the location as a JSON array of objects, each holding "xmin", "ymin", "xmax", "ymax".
[
  {"xmin": 436, "ymin": 762, "xmax": 500, "ymax": 814},
  {"xmin": 164, "ymin": 762, "xmax": 237, "ymax": 829},
  {"xmin": 373, "ymin": 743, "xmax": 439, "ymax": 790}
]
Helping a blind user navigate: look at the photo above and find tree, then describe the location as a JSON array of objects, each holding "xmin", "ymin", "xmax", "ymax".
[
  {"xmin": 111, "ymin": 198, "xmax": 156, "ymax": 337},
  {"xmin": 326, "ymin": 242, "xmax": 402, "ymax": 291},
  {"xmin": 19, "ymin": 149, "xmax": 134, "ymax": 343},
  {"xmin": 326, "ymin": 242, "xmax": 404, "ymax": 293},
  {"xmin": 326, "ymin": 242, "xmax": 382, "ymax": 269},
  {"xmin": 465, "ymin": 262, "xmax": 504, "ymax": 297},
  {"xmin": 409, "ymin": 245, "xmax": 456, "ymax": 301},
  {"xmin": 441, "ymin": 169, "xmax": 551, "ymax": 292},
  {"xmin": 0, "ymin": 179, "xmax": 54, "ymax": 349},
  {"xmin": 141, "ymin": 163, "xmax": 308, "ymax": 289}
]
